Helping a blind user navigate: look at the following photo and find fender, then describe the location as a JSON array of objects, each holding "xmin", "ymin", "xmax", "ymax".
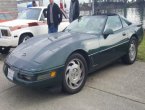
[
  {"xmin": 11, "ymin": 29, "xmax": 34, "ymax": 45},
  {"xmin": 12, "ymin": 28, "xmax": 34, "ymax": 38}
]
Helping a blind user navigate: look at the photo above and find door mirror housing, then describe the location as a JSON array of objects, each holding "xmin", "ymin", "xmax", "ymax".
[
  {"xmin": 44, "ymin": 18, "xmax": 47, "ymax": 21},
  {"xmin": 40, "ymin": 17, "xmax": 47, "ymax": 21},
  {"xmin": 103, "ymin": 29, "xmax": 114, "ymax": 39}
]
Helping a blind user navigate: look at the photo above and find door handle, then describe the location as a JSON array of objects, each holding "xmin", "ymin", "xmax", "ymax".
[{"xmin": 122, "ymin": 33, "xmax": 126, "ymax": 36}]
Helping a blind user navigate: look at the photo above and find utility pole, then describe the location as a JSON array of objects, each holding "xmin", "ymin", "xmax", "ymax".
[
  {"xmin": 92, "ymin": 0, "xmax": 95, "ymax": 14},
  {"xmin": 92, "ymin": 0, "xmax": 97, "ymax": 14}
]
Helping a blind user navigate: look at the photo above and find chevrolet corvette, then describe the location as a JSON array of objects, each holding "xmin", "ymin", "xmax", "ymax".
[{"xmin": 3, "ymin": 14, "xmax": 144, "ymax": 94}]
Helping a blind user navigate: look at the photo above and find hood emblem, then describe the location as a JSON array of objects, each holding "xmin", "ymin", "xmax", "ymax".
[{"xmin": 22, "ymin": 53, "xmax": 26, "ymax": 56}]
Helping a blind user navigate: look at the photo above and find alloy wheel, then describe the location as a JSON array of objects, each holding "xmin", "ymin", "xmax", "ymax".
[
  {"xmin": 22, "ymin": 36, "xmax": 31, "ymax": 43},
  {"xmin": 65, "ymin": 58, "xmax": 85, "ymax": 90},
  {"xmin": 129, "ymin": 41, "xmax": 136, "ymax": 62}
]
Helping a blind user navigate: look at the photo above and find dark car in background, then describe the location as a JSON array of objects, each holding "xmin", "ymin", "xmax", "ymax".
[
  {"xmin": 3, "ymin": 14, "xmax": 144, "ymax": 94},
  {"xmin": 0, "ymin": 11, "xmax": 16, "ymax": 23}
]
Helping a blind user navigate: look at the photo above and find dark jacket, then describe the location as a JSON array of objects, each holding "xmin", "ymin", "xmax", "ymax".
[
  {"xmin": 69, "ymin": 0, "xmax": 80, "ymax": 22},
  {"xmin": 47, "ymin": 3, "xmax": 62, "ymax": 27}
]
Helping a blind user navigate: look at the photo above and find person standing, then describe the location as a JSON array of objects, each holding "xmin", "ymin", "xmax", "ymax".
[
  {"xmin": 69, "ymin": 0, "xmax": 80, "ymax": 23},
  {"xmin": 27, "ymin": 1, "xmax": 37, "ymax": 8},
  {"xmin": 32, "ymin": 1, "xmax": 37, "ymax": 7},
  {"xmin": 47, "ymin": 0, "xmax": 62, "ymax": 33}
]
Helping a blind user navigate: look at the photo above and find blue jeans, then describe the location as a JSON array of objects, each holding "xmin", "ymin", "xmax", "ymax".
[{"xmin": 49, "ymin": 24, "xmax": 58, "ymax": 33}]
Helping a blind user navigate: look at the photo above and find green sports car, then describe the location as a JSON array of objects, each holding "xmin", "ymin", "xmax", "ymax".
[{"xmin": 3, "ymin": 14, "xmax": 144, "ymax": 94}]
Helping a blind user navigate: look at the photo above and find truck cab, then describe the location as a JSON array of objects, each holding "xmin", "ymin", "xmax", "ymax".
[{"xmin": 0, "ymin": 7, "xmax": 69, "ymax": 54}]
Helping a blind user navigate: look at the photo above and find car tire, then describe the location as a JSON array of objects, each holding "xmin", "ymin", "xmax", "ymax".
[
  {"xmin": 0, "ymin": 47, "xmax": 10, "ymax": 54},
  {"xmin": 62, "ymin": 53, "xmax": 88, "ymax": 94},
  {"xmin": 18, "ymin": 34, "xmax": 32, "ymax": 45},
  {"xmin": 122, "ymin": 37, "xmax": 138, "ymax": 64}
]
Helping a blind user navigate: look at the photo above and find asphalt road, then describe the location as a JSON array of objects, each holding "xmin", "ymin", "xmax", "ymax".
[{"xmin": 0, "ymin": 53, "xmax": 145, "ymax": 110}]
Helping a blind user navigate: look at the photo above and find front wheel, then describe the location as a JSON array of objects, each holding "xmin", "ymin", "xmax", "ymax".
[
  {"xmin": 0, "ymin": 47, "xmax": 10, "ymax": 54},
  {"xmin": 122, "ymin": 37, "xmax": 138, "ymax": 64},
  {"xmin": 18, "ymin": 34, "xmax": 32, "ymax": 45},
  {"xmin": 62, "ymin": 53, "xmax": 88, "ymax": 94}
]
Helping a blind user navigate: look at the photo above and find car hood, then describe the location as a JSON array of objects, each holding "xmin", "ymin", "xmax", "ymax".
[
  {"xmin": 6, "ymin": 32, "xmax": 98, "ymax": 72},
  {"xmin": 0, "ymin": 19, "xmax": 37, "ymax": 27},
  {"xmin": 6, "ymin": 32, "xmax": 78, "ymax": 71}
]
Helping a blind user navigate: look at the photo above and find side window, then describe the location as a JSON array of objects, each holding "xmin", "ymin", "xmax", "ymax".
[
  {"xmin": 43, "ymin": 9, "xmax": 47, "ymax": 18},
  {"xmin": 40, "ymin": 9, "xmax": 47, "ymax": 21},
  {"xmin": 105, "ymin": 16, "xmax": 122, "ymax": 32},
  {"xmin": 121, "ymin": 18, "xmax": 131, "ymax": 27},
  {"xmin": 40, "ymin": 14, "xmax": 45, "ymax": 21}
]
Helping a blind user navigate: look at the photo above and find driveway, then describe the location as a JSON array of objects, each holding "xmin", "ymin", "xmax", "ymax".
[{"xmin": 0, "ymin": 54, "xmax": 145, "ymax": 110}]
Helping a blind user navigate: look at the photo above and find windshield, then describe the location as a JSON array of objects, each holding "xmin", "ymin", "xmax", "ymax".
[
  {"xmin": 65, "ymin": 16, "xmax": 106, "ymax": 34},
  {"xmin": 18, "ymin": 8, "xmax": 41, "ymax": 20}
]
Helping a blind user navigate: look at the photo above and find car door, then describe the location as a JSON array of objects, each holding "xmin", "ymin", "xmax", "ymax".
[
  {"xmin": 94, "ymin": 15, "xmax": 125, "ymax": 66},
  {"xmin": 119, "ymin": 17, "xmax": 132, "ymax": 53}
]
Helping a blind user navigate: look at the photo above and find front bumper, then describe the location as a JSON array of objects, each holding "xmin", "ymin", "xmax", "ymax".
[
  {"xmin": 3, "ymin": 62, "xmax": 65, "ymax": 88},
  {"xmin": 0, "ymin": 37, "xmax": 18, "ymax": 47}
]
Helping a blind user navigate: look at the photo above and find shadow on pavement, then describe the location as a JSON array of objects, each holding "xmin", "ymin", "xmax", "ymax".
[{"xmin": 0, "ymin": 53, "xmax": 7, "ymax": 61}]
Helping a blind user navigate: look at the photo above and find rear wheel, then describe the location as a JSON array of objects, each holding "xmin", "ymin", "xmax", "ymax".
[
  {"xmin": 62, "ymin": 53, "xmax": 88, "ymax": 94},
  {"xmin": 19, "ymin": 34, "xmax": 32, "ymax": 44},
  {"xmin": 122, "ymin": 37, "xmax": 138, "ymax": 64},
  {"xmin": 0, "ymin": 47, "xmax": 10, "ymax": 54}
]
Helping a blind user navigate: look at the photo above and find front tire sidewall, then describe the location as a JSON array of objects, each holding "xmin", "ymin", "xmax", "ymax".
[
  {"xmin": 122, "ymin": 37, "xmax": 138, "ymax": 64},
  {"xmin": 19, "ymin": 34, "xmax": 31, "ymax": 45},
  {"xmin": 62, "ymin": 53, "xmax": 88, "ymax": 94},
  {"xmin": 0, "ymin": 47, "xmax": 10, "ymax": 54}
]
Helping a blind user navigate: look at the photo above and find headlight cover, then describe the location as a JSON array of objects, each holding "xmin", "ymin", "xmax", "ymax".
[{"xmin": 18, "ymin": 73, "xmax": 35, "ymax": 81}]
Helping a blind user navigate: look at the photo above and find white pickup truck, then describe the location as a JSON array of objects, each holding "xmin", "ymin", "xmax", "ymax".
[{"xmin": 0, "ymin": 7, "xmax": 69, "ymax": 54}]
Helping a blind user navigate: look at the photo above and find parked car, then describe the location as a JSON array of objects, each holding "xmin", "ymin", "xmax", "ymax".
[
  {"xmin": 3, "ymin": 14, "xmax": 144, "ymax": 94},
  {"xmin": 0, "ymin": 7, "xmax": 69, "ymax": 54},
  {"xmin": 0, "ymin": 11, "xmax": 15, "ymax": 23}
]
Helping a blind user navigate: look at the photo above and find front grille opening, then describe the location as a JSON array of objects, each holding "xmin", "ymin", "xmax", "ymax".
[{"xmin": 1, "ymin": 29, "xmax": 10, "ymax": 36}]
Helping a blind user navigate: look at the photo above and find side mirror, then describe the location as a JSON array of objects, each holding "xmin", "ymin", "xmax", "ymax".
[
  {"xmin": 103, "ymin": 29, "xmax": 114, "ymax": 39},
  {"xmin": 44, "ymin": 18, "xmax": 47, "ymax": 21},
  {"xmin": 40, "ymin": 17, "xmax": 47, "ymax": 21}
]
